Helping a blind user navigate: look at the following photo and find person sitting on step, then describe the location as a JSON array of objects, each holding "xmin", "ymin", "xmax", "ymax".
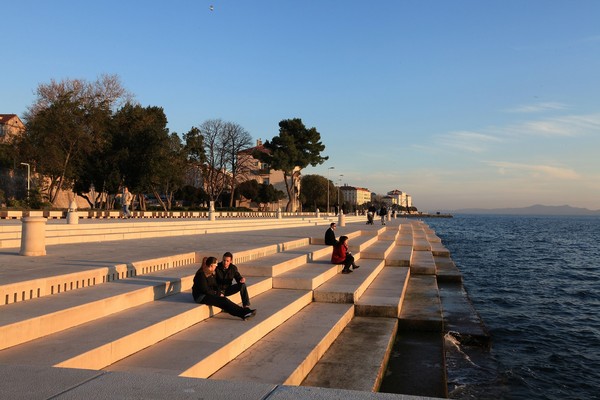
[
  {"xmin": 192, "ymin": 256, "xmax": 256, "ymax": 320},
  {"xmin": 331, "ymin": 235, "xmax": 360, "ymax": 274},
  {"xmin": 324, "ymin": 222, "xmax": 339, "ymax": 246},
  {"xmin": 215, "ymin": 251, "xmax": 252, "ymax": 309}
]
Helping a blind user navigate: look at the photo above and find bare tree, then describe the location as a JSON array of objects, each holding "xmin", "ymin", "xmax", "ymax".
[
  {"xmin": 223, "ymin": 122, "xmax": 253, "ymax": 207},
  {"xmin": 200, "ymin": 119, "xmax": 229, "ymax": 204}
]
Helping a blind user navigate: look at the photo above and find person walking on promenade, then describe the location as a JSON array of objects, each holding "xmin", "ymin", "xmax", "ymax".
[
  {"xmin": 120, "ymin": 186, "xmax": 133, "ymax": 218},
  {"xmin": 331, "ymin": 235, "xmax": 360, "ymax": 274},
  {"xmin": 379, "ymin": 204, "xmax": 388, "ymax": 225},
  {"xmin": 367, "ymin": 205, "xmax": 376, "ymax": 225},
  {"xmin": 215, "ymin": 252, "xmax": 252, "ymax": 309},
  {"xmin": 192, "ymin": 256, "xmax": 256, "ymax": 320},
  {"xmin": 324, "ymin": 222, "xmax": 339, "ymax": 246}
]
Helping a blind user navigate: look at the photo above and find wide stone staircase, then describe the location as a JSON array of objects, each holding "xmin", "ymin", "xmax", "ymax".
[{"xmin": 0, "ymin": 219, "xmax": 488, "ymax": 398}]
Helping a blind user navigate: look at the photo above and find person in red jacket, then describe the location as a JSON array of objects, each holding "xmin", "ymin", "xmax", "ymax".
[{"xmin": 331, "ymin": 235, "xmax": 360, "ymax": 274}]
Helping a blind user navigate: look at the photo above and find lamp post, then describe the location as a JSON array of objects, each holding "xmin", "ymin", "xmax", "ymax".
[
  {"xmin": 326, "ymin": 166, "xmax": 334, "ymax": 215},
  {"xmin": 20, "ymin": 162, "xmax": 30, "ymax": 201},
  {"xmin": 337, "ymin": 174, "xmax": 344, "ymax": 210}
]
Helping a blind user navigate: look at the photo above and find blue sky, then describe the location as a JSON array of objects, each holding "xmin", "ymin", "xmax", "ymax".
[{"xmin": 3, "ymin": 1, "xmax": 600, "ymax": 211}]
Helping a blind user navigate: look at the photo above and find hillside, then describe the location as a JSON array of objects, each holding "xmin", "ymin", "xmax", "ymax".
[{"xmin": 453, "ymin": 204, "xmax": 600, "ymax": 216}]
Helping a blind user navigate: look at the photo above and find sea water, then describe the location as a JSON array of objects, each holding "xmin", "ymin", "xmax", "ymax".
[{"xmin": 426, "ymin": 214, "xmax": 600, "ymax": 400}]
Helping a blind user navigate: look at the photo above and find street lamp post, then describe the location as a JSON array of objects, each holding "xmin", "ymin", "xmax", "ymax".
[
  {"xmin": 337, "ymin": 174, "xmax": 344, "ymax": 211},
  {"xmin": 326, "ymin": 166, "xmax": 334, "ymax": 215},
  {"xmin": 20, "ymin": 162, "xmax": 30, "ymax": 201}
]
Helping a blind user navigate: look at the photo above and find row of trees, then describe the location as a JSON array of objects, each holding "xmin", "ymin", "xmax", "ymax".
[{"xmin": 1, "ymin": 74, "xmax": 330, "ymax": 211}]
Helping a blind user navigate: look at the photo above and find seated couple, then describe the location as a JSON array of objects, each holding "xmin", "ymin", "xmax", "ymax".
[{"xmin": 192, "ymin": 252, "xmax": 256, "ymax": 320}]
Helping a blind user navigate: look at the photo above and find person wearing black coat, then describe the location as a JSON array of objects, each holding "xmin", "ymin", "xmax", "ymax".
[{"xmin": 192, "ymin": 256, "xmax": 255, "ymax": 320}]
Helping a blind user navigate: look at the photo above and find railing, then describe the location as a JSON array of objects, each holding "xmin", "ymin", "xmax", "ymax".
[{"xmin": 0, "ymin": 210, "xmax": 329, "ymax": 220}]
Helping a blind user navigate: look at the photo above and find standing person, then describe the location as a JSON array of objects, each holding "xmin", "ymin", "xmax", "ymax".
[
  {"xmin": 379, "ymin": 204, "xmax": 388, "ymax": 225},
  {"xmin": 215, "ymin": 252, "xmax": 252, "ymax": 309},
  {"xmin": 192, "ymin": 256, "xmax": 256, "ymax": 320},
  {"xmin": 324, "ymin": 222, "xmax": 338, "ymax": 246},
  {"xmin": 331, "ymin": 235, "xmax": 360, "ymax": 274},
  {"xmin": 121, "ymin": 186, "xmax": 133, "ymax": 218}
]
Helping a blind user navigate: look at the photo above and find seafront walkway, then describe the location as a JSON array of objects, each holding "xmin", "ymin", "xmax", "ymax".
[{"xmin": 0, "ymin": 215, "xmax": 487, "ymax": 399}]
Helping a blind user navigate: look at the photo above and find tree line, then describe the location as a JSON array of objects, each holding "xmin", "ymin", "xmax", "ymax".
[{"xmin": 0, "ymin": 74, "xmax": 330, "ymax": 211}]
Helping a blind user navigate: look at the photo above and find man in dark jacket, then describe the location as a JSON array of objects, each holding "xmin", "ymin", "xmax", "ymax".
[
  {"xmin": 324, "ymin": 222, "xmax": 338, "ymax": 246},
  {"xmin": 215, "ymin": 252, "xmax": 251, "ymax": 308}
]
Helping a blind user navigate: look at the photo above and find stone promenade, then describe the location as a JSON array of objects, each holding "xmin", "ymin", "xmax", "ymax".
[{"xmin": 0, "ymin": 216, "xmax": 485, "ymax": 399}]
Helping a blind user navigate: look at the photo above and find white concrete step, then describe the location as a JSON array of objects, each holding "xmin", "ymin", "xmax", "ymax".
[
  {"xmin": 107, "ymin": 288, "xmax": 313, "ymax": 378},
  {"xmin": 410, "ymin": 250, "xmax": 436, "ymax": 274},
  {"xmin": 359, "ymin": 239, "xmax": 395, "ymax": 259},
  {"xmin": 0, "ymin": 277, "xmax": 272, "ymax": 369},
  {"xmin": 313, "ymin": 259, "xmax": 385, "ymax": 304},
  {"xmin": 398, "ymin": 275, "xmax": 443, "ymax": 331},
  {"xmin": 386, "ymin": 245, "xmax": 412, "ymax": 267},
  {"xmin": 273, "ymin": 253, "xmax": 340, "ymax": 290},
  {"xmin": 355, "ymin": 267, "xmax": 410, "ymax": 318},
  {"xmin": 237, "ymin": 245, "xmax": 331, "ymax": 277},
  {"xmin": 210, "ymin": 302, "xmax": 354, "ymax": 385},
  {"xmin": 0, "ymin": 263, "xmax": 201, "ymax": 350},
  {"xmin": 302, "ymin": 316, "xmax": 398, "ymax": 391}
]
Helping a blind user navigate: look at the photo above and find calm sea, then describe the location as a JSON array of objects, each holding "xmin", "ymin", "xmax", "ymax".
[{"xmin": 426, "ymin": 214, "xmax": 600, "ymax": 400}]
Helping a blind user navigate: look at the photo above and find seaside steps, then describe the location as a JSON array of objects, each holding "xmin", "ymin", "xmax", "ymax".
[
  {"xmin": 312, "ymin": 259, "xmax": 385, "ymax": 304},
  {"xmin": 398, "ymin": 275, "xmax": 443, "ymax": 331},
  {"xmin": 106, "ymin": 288, "xmax": 313, "ymax": 378},
  {"xmin": 209, "ymin": 302, "xmax": 354, "ymax": 385},
  {"xmin": 0, "ymin": 237, "xmax": 338, "ymax": 348},
  {"xmin": 301, "ymin": 316, "xmax": 398, "ymax": 391},
  {"xmin": 0, "ymin": 278, "xmax": 272, "ymax": 369},
  {"xmin": 0, "ymin": 218, "xmax": 467, "ymax": 398}
]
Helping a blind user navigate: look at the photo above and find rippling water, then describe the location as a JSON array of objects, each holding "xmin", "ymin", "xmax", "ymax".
[{"xmin": 426, "ymin": 214, "xmax": 600, "ymax": 400}]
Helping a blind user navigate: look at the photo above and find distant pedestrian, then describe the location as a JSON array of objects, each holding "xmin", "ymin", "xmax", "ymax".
[
  {"xmin": 379, "ymin": 205, "xmax": 387, "ymax": 225},
  {"xmin": 120, "ymin": 187, "xmax": 133, "ymax": 218}
]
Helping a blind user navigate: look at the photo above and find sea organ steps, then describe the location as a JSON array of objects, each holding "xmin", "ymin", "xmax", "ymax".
[{"xmin": 0, "ymin": 219, "xmax": 488, "ymax": 397}]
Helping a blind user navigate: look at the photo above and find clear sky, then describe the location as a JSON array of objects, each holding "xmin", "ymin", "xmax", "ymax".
[{"xmin": 3, "ymin": 1, "xmax": 599, "ymax": 211}]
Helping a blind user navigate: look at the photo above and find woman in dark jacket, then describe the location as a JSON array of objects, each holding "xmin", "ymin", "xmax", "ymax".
[
  {"xmin": 331, "ymin": 236, "xmax": 360, "ymax": 274},
  {"xmin": 192, "ymin": 256, "xmax": 256, "ymax": 320}
]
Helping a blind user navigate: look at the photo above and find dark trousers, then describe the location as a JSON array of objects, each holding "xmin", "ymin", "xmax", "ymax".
[
  {"xmin": 224, "ymin": 283, "xmax": 250, "ymax": 307},
  {"xmin": 196, "ymin": 294, "xmax": 247, "ymax": 319},
  {"xmin": 343, "ymin": 254, "xmax": 355, "ymax": 271}
]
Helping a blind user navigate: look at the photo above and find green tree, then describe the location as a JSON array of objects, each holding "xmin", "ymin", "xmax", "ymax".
[
  {"xmin": 110, "ymin": 103, "xmax": 173, "ymax": 210},
  {"xmin": 299, "ymin": 174, "xmax": 332, "ymax": 211},
  {"xmin": 255, "ymin": 118, "xmax": 327, "ymax": 211}
]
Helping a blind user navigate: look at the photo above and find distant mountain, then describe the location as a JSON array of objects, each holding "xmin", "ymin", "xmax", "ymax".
[{"xmin": 453, "ymin": 204, "xmax": 600, "ymax": 216}]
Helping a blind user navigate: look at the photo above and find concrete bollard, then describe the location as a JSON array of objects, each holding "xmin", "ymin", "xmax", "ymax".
[
  {"xmin": 276, "ymin": 207, "xmax": 282, "ymax": 219},
  {"xmin": 338, "ymin": 211, "xmax": 346, "ymax": 227},
  {"xmin": 20, "ymin": 216, "xmax": 47, "ymax": 256},
  {"xmin": 67, "ymin": 199, "xmax": 78, "ymax": 224},
  {"xmin": 316, "ymin": 209, "xmax": 320, "ymax": 218},
  {"xmin": 386, "ymin": 211, "xmax": 391, "ymax": 221},
  {"xmin": 208, "ymin": 201, "xmax": 215, "ymax": 221}
]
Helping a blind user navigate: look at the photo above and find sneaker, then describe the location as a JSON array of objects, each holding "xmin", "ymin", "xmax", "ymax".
[
  {"xmin": 242, "ymin": 309, "xmax": 257, "ymax": 320},
  {"xmin": 353, "ymin": 265, "xmax": 360, "ymax": 269}
]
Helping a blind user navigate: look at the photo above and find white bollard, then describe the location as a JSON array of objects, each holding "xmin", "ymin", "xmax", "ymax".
[
  {"xmin": 67, "ymin": 199, "xmax": 78, "ymax": 224},
  {"xmin": 20, "ymin": 216, "xmax": 47, "ymax": 256},
  {"xmin": 338, "ymin": 211, "xmax": 346, "ymax": 227},
  {"xmin": 276, "ymin": 207, "xmax": 282, "ymax": 219},
  {"xmin": 208, "ymin": 201, "xmax": 215, "ymax": 221},
  {"xmin": 316, "ymin": 209, "xmax": 320, "ymax": 218}
]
